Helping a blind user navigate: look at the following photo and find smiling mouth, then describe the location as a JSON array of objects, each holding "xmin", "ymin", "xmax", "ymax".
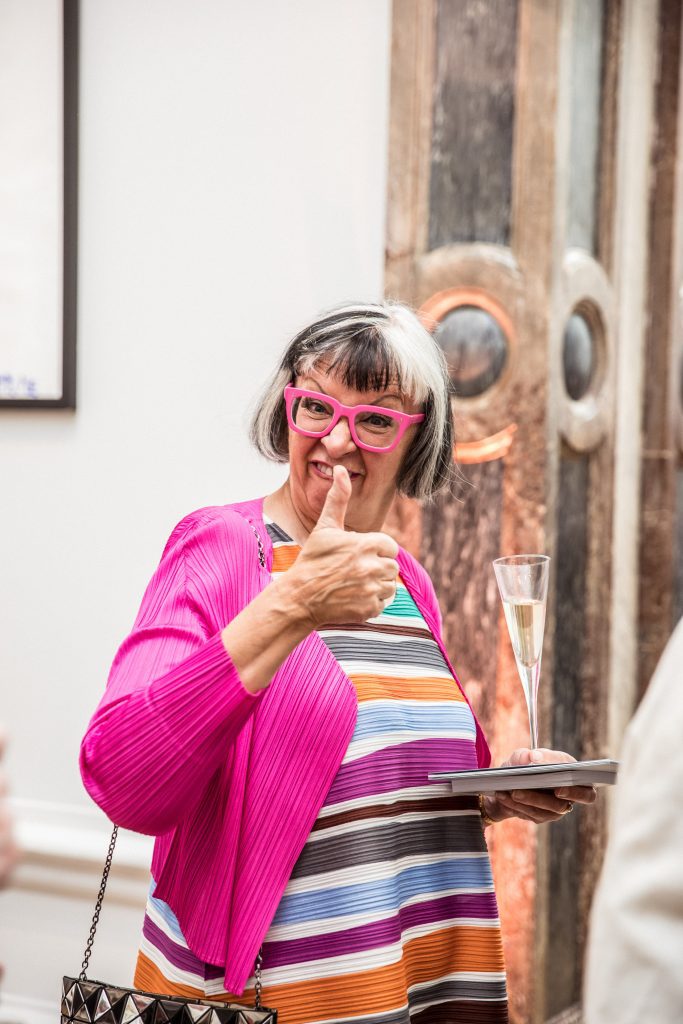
[{"xmin": 311, "ymin": 461, "xmax": 363, "ymax": 481}]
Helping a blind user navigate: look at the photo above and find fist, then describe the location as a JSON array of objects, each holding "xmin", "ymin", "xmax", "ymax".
[{"xmin": 289, "ymin": 466, "xmax": 400, "ymax": 627}]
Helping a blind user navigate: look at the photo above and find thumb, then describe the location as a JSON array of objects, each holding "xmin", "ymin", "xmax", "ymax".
[{"xmin": 315, "ymin": 465, "xmax": 352, "ymax": 531}]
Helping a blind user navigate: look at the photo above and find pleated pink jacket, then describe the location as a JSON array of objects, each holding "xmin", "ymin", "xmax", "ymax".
[{"xmin": 80, "ymin": 497, "xmax": 491, "ymax": 994}]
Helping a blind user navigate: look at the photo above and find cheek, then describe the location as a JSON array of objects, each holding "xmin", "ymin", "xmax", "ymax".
[
  {"xmin": 287, "ymin": 432, "xmax": 315, "ymax": 473},
  {"xmin": 363, "ymin": 450, "xmax": 404, "ymax": 494}
]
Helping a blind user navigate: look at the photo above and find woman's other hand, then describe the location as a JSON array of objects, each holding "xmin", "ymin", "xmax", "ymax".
[
  {"xmin": 282, "ymin": 465, "xmax": 400, "ymax": 627},
  {"xmin": 481, "ymin": 747, "xmax": 597, "ymax": 825}
]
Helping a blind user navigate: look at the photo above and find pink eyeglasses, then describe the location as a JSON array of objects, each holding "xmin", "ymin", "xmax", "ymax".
[{"xmin": 284, "ymin": 385, "xmax": 425, "ymax": 453}]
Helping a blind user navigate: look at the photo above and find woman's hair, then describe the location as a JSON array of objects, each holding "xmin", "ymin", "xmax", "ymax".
[{"xmin": 250, "ymin": 301, "xmax": 455, "ymax": 500}]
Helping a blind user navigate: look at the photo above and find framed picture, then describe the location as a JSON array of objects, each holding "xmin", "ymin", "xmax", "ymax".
[{"xmin": 0, "ymin": 0, "xmax": 78, "ymax": 408}]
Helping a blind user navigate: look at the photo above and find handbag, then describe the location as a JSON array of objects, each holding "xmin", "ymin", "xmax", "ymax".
[{"xmin": 62, "ymin": 520, "xmax": 276, "ymax": 1023}]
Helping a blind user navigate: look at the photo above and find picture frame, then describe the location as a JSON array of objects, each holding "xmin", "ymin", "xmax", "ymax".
[{"xmin": 0, "ymin": 0, "xmax": 78, "ymax": 409}]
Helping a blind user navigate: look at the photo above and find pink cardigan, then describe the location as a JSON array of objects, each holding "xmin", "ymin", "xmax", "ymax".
[{"xmin": 80, "ymin": 497, "xmax": 491, "ymax": 994}]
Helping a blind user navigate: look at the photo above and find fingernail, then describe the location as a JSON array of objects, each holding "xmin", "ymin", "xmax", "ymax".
[{"xmin": 531, "ymin": 749, "xmax": 544, "ymax": 763}]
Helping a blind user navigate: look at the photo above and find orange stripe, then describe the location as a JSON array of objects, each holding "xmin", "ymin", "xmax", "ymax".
[
  {"xmin": 271, "ymin": 546, "xmax": 300, "ymax": 571},
  {"xmin": 351, "ymin": 673, "xmax": 466, "ymax": 703},
  {"xmin": 134, "ymin": 952, "xmax": 206, "ymax": 1000},
  {"xmin": 139, "ymin": 926, "xmax": 504, "ymax": 1024}
]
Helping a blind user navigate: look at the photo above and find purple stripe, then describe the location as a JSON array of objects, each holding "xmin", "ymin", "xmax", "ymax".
[
  {"xmin": 143, "ymin": 914, "xmax": 207, "ymax": 976},
  {"xmin": 263, "ymin": 891, "xmax": 499, "ymax": 968},
  {"xmin": 327, "ymin": 738, "xmax": 478, "ymax": 805}
]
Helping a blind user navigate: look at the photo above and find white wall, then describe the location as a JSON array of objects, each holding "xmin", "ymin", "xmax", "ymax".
[{"xmin": 0, "ymin": 2, "xmax": 391, "ymax": 1017}]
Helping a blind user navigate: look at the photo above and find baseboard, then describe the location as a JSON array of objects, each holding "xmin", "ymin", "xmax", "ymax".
[
  {"xmin": 0, "ymin": 991, "xmax": 53, "ymax": 1024},
  {"xmin": 8, "ymin": 797, "xmax": 153, "ymax": 904}
]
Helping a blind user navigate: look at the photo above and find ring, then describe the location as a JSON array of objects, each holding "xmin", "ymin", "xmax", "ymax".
[{"xmin": 561, "ymin": 802, "xmax": 574, "ymax": 815}]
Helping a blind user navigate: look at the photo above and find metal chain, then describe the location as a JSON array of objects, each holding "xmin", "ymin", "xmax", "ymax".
[
  {"xmin": 249, "ymin": 523, "xmax": 267, "ymax": 569},
  {"xmin": 77, "ymin": 523, "xmax": 267, "ymax": 999},
  {"xmin": 250, "ymin": 520, "xmax": 266, "ymax": 1009},
  {"xmin": 254, "ymin": 946, "xmax": 264, "ymax": 1008},
  {"xmin": 79, "ymin": 825, "xmax": 119, "ymax": 981}
]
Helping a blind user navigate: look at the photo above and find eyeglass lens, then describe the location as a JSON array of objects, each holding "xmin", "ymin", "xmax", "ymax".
[{"xmin": 292, "ymin": 394, "xmax": 401, "ymax": 448}]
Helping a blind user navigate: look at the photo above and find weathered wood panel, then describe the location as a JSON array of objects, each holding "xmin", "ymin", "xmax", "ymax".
[
  {"xmin": 428, "ymin": 0, "xmax": 518, "ymax": 248},
  {"xmin": 420, "ymin": 460, "xmax": 503, "ymax": 737},
  {"xmin": 546, "ymin": 448, "xmax": 588, "ymax": 1016}
]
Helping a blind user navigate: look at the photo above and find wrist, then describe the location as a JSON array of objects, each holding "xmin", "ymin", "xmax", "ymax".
[
  {"xmin": 478, "ymin": 793, "xmax": 497, "ymax": 828},
  {"xmin": 269, "ymin": 574, "xmax": 316, "ymax": 635}
]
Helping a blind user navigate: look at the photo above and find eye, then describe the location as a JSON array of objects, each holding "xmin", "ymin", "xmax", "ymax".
[
  {"xmin": 361, "ymin": 412, "xmax": 395, "ymax": 429},
  {"xmin": 301, "ymin": 397, "xmax": 331, "ymax": 416}
]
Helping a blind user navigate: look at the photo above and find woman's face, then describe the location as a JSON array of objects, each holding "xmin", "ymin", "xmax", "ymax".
[{"xmin": 286, "ymin": 363, "xmax": 423, "ymax": 534}]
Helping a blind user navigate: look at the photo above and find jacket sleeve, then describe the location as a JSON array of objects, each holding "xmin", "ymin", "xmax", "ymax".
[{"xmin": 79, "ymin": 510, "xmax": 263, "ymax": 836}]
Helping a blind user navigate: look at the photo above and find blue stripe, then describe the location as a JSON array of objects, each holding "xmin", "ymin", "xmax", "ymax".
[
  {"xmin": 272, "ymin": 858, "xmax": 494, "ymax": 925},
  {"xmin": 352, "ymin": 702, "xmax": 476, "ymax": 741},
  {"xmin": 381, "ymin": 586, "xmax": 421, "ymax": 619},
  {"xmin": 147, "ymin": 880, "xmax": 187, "ymax": 944}
]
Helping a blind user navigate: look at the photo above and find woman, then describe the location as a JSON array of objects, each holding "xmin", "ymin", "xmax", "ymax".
[{"xmin": 80, "ymin": 302, "xmax": 595, "ymax": 1024}]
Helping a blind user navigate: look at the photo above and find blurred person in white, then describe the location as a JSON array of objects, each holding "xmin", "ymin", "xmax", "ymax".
[
  {"xmin": 0, "ymin": 726, "xmax": 20, "ymax": 983},
  {"xmin": 0, "ymin": 727, "xmax": 18, "ymax": 886},
  {"xmin": 584, "ymin": 617, "xmax": 683, "ymax": 1023}
]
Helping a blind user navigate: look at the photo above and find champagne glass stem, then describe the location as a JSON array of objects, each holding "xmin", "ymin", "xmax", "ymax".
[{"xmin": 517, "ymin": 661, "xmax": 540, "ymax": 749}]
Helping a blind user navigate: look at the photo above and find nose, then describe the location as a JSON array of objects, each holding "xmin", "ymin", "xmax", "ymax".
[{"xmin": 321, "ymin": 416, "xmax": 357, "ymax": 458}]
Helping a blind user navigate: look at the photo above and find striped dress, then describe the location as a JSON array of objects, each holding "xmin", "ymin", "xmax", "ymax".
[{"xmin": 135, "ymin": 521, "xmax": 508, "ymax": 1023}]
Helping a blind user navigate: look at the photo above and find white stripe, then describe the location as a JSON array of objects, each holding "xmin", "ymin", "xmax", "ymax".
[
  {"xmin": 145, "ymin": 900, "xmax": 190, "ymax": 949},
  {"xmin": 410, "ymin": 969, "xmax": 506, "ymax": 991},
  {"xmin": 318, "ymin": 782, "xmax": 458, "ymax": 817},
  {"xmin": 139, "ymin": 936, "xmax": 204, "ymax": 989},
  {"xmin": 282, "ymin": 850, "xmax": 490, "ymax": 896},
  {"xmin": 357, "ymin": 697, "xmax": 467, "ymax": 712},
  {"xmin": 302, "ymin": 806, "xmax": 479, "ymax": 845},
  {"xmin": 308, "ymin": 1009, "xmax": 409, "ymax": 1024},
  {"xmin": 317, "ymin": 629, "xmax": 435, "ymax": 646},
  {"xmin": 332, "ymin": 660, "xmax": 454, "ymax": 680}
]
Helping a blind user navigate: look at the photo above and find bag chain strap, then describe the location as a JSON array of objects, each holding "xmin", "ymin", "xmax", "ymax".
[{"xmin": 79, "ymin": 517, "xmax": 269, "ymax": 1008}]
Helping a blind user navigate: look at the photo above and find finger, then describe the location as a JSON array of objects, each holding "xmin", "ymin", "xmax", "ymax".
[
  {"xmin": 500, "ymin": 748, "xmax": 534, "ymax": 768},
  {"xmin": 554, "ymin": 785, "xmax": 597, "ymax": 804},
  {"xmin": 377, "ymin": 556, "xmax": 399, "ymax": 581},
  {"xmin": 531, "ymin": 748, "xmax": 576, "ymax": 764},
  {"xmin": 314, "ymin": 465, "xmax": 352, "ymax": 531},
  {"xmin": 496, "ymin": 789, "xmax": 565, "ymax": 813},
  {"xmin": 376, "ymin": 581, "xmax": 397, "ymax": 602},
  {"xmin": 365, "ymin": 532, "xmax": 399, "ymax": 559}
]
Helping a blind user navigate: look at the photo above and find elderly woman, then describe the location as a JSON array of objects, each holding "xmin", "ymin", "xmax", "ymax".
[{"xmin": 80, "ymin": 303, "xmax": 594, "ymax": 1024}]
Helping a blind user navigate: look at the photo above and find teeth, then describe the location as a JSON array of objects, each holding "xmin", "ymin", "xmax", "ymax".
[{"xmin": 316, "ymin": 463, "xmax": 333, "ymax": 477}]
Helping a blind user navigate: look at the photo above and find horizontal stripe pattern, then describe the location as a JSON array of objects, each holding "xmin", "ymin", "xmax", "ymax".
[{"xmin": 135, "ymin": 520, "xmax": 507, "ymax": 1022}]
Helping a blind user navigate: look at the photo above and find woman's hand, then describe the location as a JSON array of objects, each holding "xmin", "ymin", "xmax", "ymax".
[
  {"xmin": 280, "ymin": 466, "xmax": 400, "ymax": 627},
  {"xmin": 480, "ymin": 748, "xmax": 597, "ymax": 826},
  {"xmin": 223, "ymin": 466, "xmax": 398, "ymax": 693}
]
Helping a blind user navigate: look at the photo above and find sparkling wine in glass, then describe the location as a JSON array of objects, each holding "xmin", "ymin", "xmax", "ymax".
[{"xmin": 492, "ymin": 555, "xmax": 550, "ymax": 749}]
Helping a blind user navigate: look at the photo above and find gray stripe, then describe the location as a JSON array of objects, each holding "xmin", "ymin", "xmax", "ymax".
[
  {"xmin": 320, "ymin": 635, "xmax": 449, "ymax": 672},
  {"xmin": 322, "ymin": 1007, "xmax": 411, "ymax": 1024},
  {"xmin": 265, "ymin": 523, "xmax": 294, "ymax": 544},
  {"xmin": 319, "ymin": 980, "xmax": 507, "ymax": 1024},
  {"xmin": 411, "ymin": 978, "xmax": 508, "ymax": 1006},
  {"xmin": 290, "ymin": 814, "xmax": 487, "ymax": 879}
]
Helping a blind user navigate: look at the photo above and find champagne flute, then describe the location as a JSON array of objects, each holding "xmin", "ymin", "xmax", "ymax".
[{"xmin": 492, "ymin": 555, "xmax": 550, "ymax": 749}]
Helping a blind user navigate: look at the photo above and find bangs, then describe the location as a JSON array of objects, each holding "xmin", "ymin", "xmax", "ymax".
[{"xmin": 297, "ymin": 327, "xmax": 404, "ymax": 394}]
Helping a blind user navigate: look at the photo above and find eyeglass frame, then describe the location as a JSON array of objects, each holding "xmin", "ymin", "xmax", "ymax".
[{"xmin": 283, "ymin": 384, "xmax": 425, "ymax": 454}]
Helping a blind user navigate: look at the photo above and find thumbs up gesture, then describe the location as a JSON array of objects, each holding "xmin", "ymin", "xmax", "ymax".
[{"xmin": 289, "ymin": 466, "xmax": 400, "ymax": 628}]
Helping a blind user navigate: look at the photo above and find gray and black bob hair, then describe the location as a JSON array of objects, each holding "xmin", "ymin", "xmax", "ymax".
[{"xmin": 250, "ymin": 302, "xmax": 455, "ymax": 500}]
